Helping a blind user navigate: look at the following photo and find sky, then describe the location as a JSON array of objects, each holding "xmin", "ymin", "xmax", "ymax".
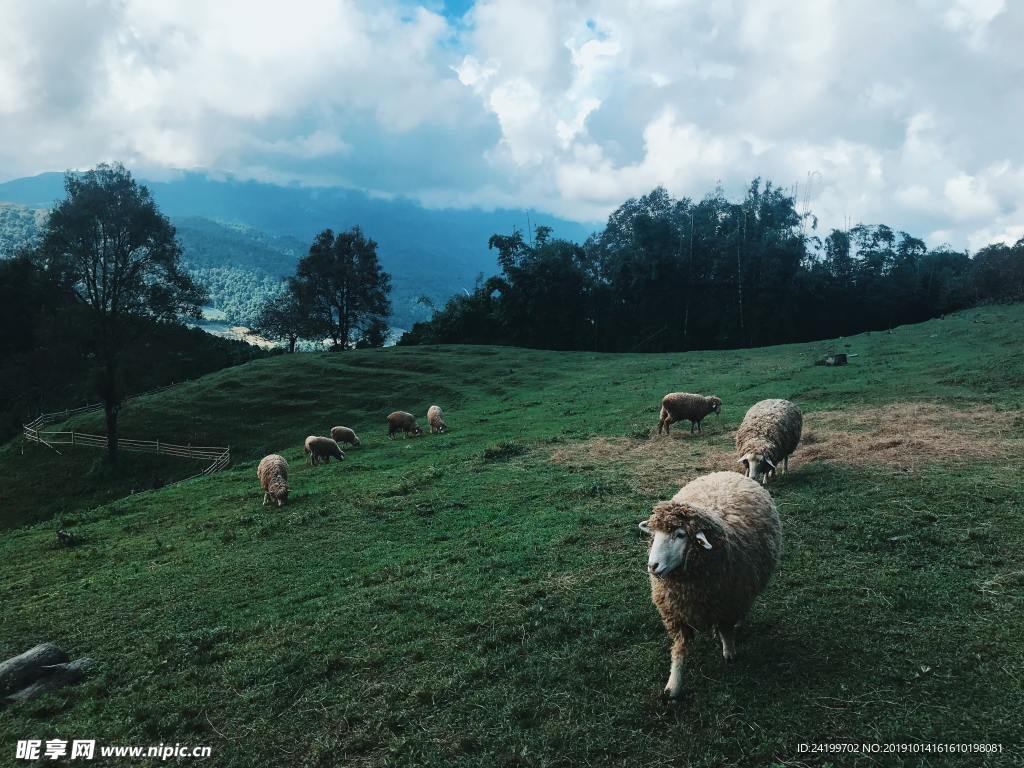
[{"xmin": 1, "ymin": 0, "xmax": 1022, "ymax": 251}]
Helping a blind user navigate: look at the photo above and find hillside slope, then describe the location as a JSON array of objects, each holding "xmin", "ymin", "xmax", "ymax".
[
  {"xmin": 2, "ymin": 305, "xmax": 1023, "ymax": 766},
  {"xmin": 0, "ymin": 201, "xmax": 46, "ymax": 256}
]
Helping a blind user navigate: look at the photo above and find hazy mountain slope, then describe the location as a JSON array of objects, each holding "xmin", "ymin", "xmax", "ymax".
[
  {"xmin": 0, "ymin": 201, "xmax": 47, "ymax": 256},
  {"xmin": 0, "ymin": 172, "xmax": 596, "ymax": 329}
]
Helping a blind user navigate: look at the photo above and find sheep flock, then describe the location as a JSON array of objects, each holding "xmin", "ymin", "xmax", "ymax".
[{"xmin": 252, "ymin": 376, "xmax": 815, "ymax": 701}]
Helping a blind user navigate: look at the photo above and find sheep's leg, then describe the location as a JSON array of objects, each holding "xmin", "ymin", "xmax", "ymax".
[
  {"xmin": 697, "ymin": 419, "xmax": 703, "ymax": 434},
  {"xmin": 263, "ymin": 492, "xmax": 269, "ymax": 506},
  {"xmin": 719, "ymin": 625, "xmax": 738, "ymax": 662},
  {"xmin": 664, "ymin": 626, "xmax": 693, "ymax": 699},
  {"xmin": 783, "ymin": 455, "xmax": 789, "ymax": 474}
]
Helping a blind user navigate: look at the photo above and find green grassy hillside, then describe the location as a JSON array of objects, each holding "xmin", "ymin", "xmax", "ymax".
[{"xmin": 3, "ymin": 305, "xmax": 1023, "ymax": 766}]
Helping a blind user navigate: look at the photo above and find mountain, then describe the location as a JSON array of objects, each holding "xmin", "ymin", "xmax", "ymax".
[{"xmin": 0, "ymin": 172, "xmax": 596, "ymax": 329}]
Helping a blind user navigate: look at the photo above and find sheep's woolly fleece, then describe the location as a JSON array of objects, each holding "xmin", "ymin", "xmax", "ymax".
[
  {"xmin": 550, "ymin": 402, "xmax": 1020, "ymax": 488},
  {"xmin": 646, "ymin": 472, "xmax": 781, "ymax": 631},
  {"xmin": 257, "ymin": 454, "xmax": 289, "ymax": 504}
]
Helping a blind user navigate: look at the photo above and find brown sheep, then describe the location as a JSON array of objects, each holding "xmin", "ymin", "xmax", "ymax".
[
  {"xmin": 387, "ymin": 411, "xmax": 423, "ymax": 439},
  {"xmin": 304, "ymin": 435, "xmax": 345, "ymax": 465},
  {"xmin": 257, "ymin": 454, "xmax": 289, "ymax": 507},
  {"xmin": 658, "ymin": 392, "xmax": 722, "ymax": 435},
  {"xmin": 640, "ymin": 471, "xmax": 781, "ymax": 699},
  {"xmin": 330, "ymin": 426, "xmax": 361, "ymax": 447}
]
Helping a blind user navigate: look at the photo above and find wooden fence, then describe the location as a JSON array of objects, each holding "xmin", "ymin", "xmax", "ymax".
[{"xmin": 22, "ymin": 397, "xmax": 230, "ymax": 481}]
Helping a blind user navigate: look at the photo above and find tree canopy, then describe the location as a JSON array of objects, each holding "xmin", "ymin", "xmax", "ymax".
[
  {"xmin": 291, "ymin": 227, "xmax": 392, "ymax": 350},
  {"xmin": 34, "ymin": 164, "xmax": 207, "ymax": 459},
  {"xmin": 401, "ymin": 180, "xmax": 1021, "ymax": 352}
]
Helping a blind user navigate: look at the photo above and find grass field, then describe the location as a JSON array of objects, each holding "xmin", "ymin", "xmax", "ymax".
[{"xmin": 3, "ymin": 305, "xmax": 1024, "ymax": 766}]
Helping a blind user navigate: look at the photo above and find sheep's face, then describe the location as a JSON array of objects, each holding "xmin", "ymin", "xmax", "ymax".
[
  {"xmin": 710, "ymin": 397, "xmax": 722, "ymax": 414},
  {"xmin": 739, "ymin": 452, "xmax": 775, "ymax": 484},
  {"xmin": 271, "ymin": 484, "xmax": 289, "ymax": 506},
  {"xmin": 639, "ymin": 506, "xmax": 714, "ymax": 579},
  {"xmin": 412, "ymin": 426, "xmax": 424, "ymax": 436}
]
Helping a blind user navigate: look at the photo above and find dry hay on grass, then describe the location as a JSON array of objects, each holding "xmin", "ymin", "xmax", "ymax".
[
  {"xmin": 799, "ymin": 402, "xmax": 1018, "ymax": 472},
  {"xmin": 551, "ymin": 402, "xmax": 1019, "ymax": 486},
  {"xmin": 550, "ymin": 432, "xmax": 735, "ymax": 493}
]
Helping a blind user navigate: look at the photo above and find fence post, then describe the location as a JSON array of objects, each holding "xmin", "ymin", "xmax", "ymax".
[
  {"xmin": 156, "ymin": 439, "xmax": 160, "ymax": 455},
  {"xmin": 72, "ymin": 432, "xmax": 75, "ymax": 446}
]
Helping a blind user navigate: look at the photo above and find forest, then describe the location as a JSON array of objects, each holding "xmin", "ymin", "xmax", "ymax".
[{"xmin": 400, "ymin": 181, "xmax": 1024, "ymax": 351}]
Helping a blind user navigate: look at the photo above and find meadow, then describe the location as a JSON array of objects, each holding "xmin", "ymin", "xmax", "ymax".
[{"xmin": 2, "ymin": 305, "xmax": 1023, "ymax": 766}]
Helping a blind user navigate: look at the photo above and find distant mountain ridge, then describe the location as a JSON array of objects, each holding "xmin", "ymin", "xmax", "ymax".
[{"xmin": 0, "ymin": 171, "xmax": 595, "ymax": 329}]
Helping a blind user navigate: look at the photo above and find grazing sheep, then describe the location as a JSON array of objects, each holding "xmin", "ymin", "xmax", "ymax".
[
  {"xmin": 387, "ymin": 411, "xmax": 423, "ymax": 439},
  {"xmin": 427, "ymin": 405, "xmax": 447, "ymax": 434},
  {"xmin": 735, "ymin": 399, "xmax": 803, "ymax": 484},
  {"xmin": 257, "ymin": 454, "xmax": 289, "ymax": 506},
  {"xmin": 639, "ymin": 471, "xmax": 781, "ymax": 699},
  {"xmin": 658, "ymin": 392, "xmax": 722, "ymax": 435},
  {"xmin": 330, "ymin": 426, "xmax": 361, "ymax": 447},
  {"xmin": 304, "ymin": 436, "xmax": 345, "ymax": 465}
]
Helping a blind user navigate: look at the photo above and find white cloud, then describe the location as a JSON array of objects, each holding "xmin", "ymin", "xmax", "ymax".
[
  {"xmin": 0, "ymin": 0, "xmax": 1023, "ymax": 251},
  {"xmin": 943, "ymin": 0, "xmax": 1006, "ymax": 45}
]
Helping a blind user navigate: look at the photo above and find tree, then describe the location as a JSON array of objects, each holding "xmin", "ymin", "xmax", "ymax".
[
  {"xmin": 251, "ymin": 287, "xmax": 314, "ymax": 353},
  {"xmin": 355, "ymin": 318, "xmax": 390, "ymax": 348},
  {"xmin": 292, "ymin": 227, "xmax": 391, "ymax": 350},
  {"xmin": 36, "ymin": 164, "xmax": 206, "ymax": 461}
]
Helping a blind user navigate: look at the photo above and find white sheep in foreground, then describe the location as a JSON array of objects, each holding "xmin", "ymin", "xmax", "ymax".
[
  {"xmin": 257, "ymin": 454, "xmax": 289, "ymax": 507},
  {"xmin": 639, "ymin": 471, "xmax": 781, "ymax": 699},
  {"xmin": 657, "ymin": 392, "xmax": 722, "ymax": 435},
  {"xmin": 735, "ymin": 399, "xmax": 803, "ymax": 484},
  {"xmin": 330, "ymin": 426, "xmax": 361, "ymax": 447},
  {"xmin": 304, "ymin": 435, "xmax": 345, "ymax": 465},
  {"xmin": 427, "ymin": 405, "xmax": 447, "ymax": 434}
]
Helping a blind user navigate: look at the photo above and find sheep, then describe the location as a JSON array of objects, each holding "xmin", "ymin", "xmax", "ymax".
[
  {"xmin": 330, "ymin": 426, "xmax": 361, "ymax": 447},
  {"xmin": 257, "ymin": 454, "xmax": 289, "ymax": 507},
  {"xmin": 387, "ymin": 411, "xmax": 423, "ymax": 439},
  {"xmin": 657, "ymin": 392, "xmax": 722, "ymax": 435},
  {"xmin": 735, "ymin": 399, "xmax": 803, "ymax": 484},
  {"xmin": 304, "ymin": 435, "xmax": 345, "ymax": 465},
  {"xmin": 427, "ymin": 405, "xmax": 447, "ymax": 434},
  {"xmin": 639, "ymin": 471, "xmax": 781, "ymax": 699}
]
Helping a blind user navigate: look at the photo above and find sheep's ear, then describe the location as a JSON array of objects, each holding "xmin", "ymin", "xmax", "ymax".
[
  {"xmin": 737, "ymin": 457, "xmax": 748, "ymax": 465},
  {"xmin": 764, "ymin": 456, "xmax": 776, "ymax": 469},
  {"xmin": 638, "ymin": 520, "xmax": 651, "ymax": 534},
  {"xmin": 695, "ymin": 531, "xmax": 712, "ymax": 550}
]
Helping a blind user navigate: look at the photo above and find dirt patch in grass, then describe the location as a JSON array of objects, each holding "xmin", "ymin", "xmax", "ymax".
[{"xmin": 551, "ymin": 402, "xmax": 1019, "ymax": 485}]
